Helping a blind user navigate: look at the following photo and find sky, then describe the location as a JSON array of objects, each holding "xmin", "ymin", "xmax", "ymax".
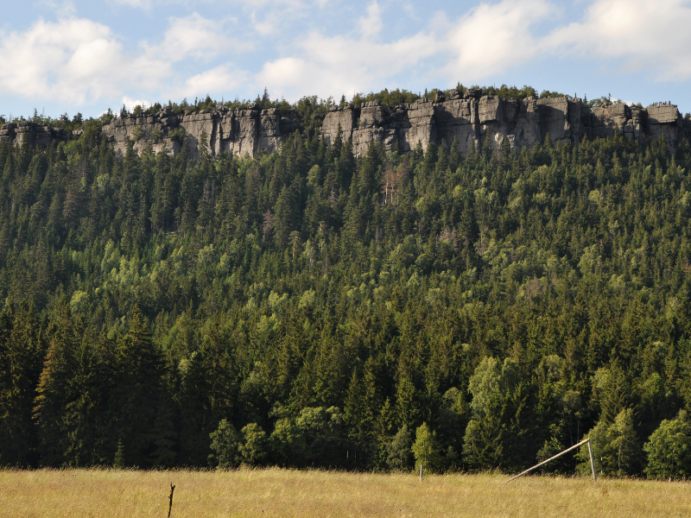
[{"xmin": 1, "ymin": 0, "xmax": 691, "ymax": 120}]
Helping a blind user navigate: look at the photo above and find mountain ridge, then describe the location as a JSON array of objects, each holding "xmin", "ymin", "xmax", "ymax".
[{"xmin": 0, "ymin": 88, "xmax": 688, "ymax": 158}]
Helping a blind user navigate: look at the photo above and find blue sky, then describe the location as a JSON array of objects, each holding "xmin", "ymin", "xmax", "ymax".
[{"xmin": 1, "ymin": 0, "xmax": 691, "ymax": 119}]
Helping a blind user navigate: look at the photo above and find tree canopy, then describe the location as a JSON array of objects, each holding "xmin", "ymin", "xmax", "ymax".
[{"xmin": 1, "ymin": 115, "xmax": 691, "ymax": 476}]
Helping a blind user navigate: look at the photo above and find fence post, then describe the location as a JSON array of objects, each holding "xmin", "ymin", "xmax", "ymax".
[
  {"xmin": 419, "ymin": 464, "xmax": 424, "ymax": 482},
  {"xmin": 587, "ymin": 439, "xmax": 597, "ymax": 483},
  {"xmin": 168, "ymin": 482, "xmax": 176, "ymax": 518}
]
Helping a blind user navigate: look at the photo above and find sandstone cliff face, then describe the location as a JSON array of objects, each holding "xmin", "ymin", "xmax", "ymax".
[
  {"xmin": 0, "ymin": 121, "xmax": 67, "ymax": 148},
  {"xmin": 320, "ymin": 95, "xmax": 689, "ymax": 157},
  {"xmin": 99, "ymin": 104, "xmax": 299, "ymax": 159},
  {"xmin": 1, "ymin": 95, "xmax": 688, "ymax": 159}
]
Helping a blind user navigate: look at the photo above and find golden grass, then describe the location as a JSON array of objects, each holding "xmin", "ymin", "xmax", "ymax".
[{"xmin": 1, "ymin": 468, "xmax": 690, "ymax": 517}]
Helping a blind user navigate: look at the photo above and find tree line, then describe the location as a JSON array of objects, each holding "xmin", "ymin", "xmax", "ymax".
[{"xmin": 1, "ymin": 113, "xmax": 691, "ymax": 478}]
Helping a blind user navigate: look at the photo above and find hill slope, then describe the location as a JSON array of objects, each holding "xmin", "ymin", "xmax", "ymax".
[{"xmin": 1, "ymin": 118, "xmax": 691, "ymax": 475}]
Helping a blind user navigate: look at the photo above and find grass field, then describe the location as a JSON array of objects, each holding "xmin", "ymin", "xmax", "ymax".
[{"xmin": 1, "ymin": 468, "xmax": 690, "ymax": 517}]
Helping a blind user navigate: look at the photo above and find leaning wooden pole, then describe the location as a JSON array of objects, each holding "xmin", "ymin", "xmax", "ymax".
[
  {"xmin": 587, "ymin": 439, "xmax": 597, "ymax": 482},
  {"xmin": 504, "ymin": 438, "xmax": 591, "ymax": 484}
]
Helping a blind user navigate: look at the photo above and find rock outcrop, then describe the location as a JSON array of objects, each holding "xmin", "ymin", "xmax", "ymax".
[
  {"xmin": 100, "ymin": 105, "xmax": 299, "ymax": 159},
  {"xmin": 0, "ymin": 121, "xmax": 67, "ymax": 148},
  {"xmin": 1, "ymin": 93, "xmax": 688, "ymax": 158},
  {"xmin": 322, "ymin": 93, "xmax": 689, "ymax": 156}
]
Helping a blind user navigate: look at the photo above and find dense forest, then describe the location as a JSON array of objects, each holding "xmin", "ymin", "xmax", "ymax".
[{"xmin": 2, "ymin": 92, "xmax": 691, "ymax": 479}]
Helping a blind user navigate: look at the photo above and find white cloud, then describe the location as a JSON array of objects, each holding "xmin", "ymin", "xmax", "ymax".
[
  {"xmin": 258, "ymin": 30, "xmax": 440, "ymax": 100},
  {"xmin": 8, "ymin": 0, "xmax": 691, "ymax": 114},
  {"xmin": 38, "ymin": 0, "xmax": 77, "ymax": 16},
  {"xmin": 109, "ymin": 0, "xmax": 153, "ymax": 8},
  {"xmin": 257, "ymin": 0, "xmax": 691, "ymax": 102},
  {"xmin": 110, "ymin": 0, "xmax": 309, "ymax": 11},
  {"xmin": 171, "ymin": 64, "xmax": 249, "ymax": 99},
  {"xmin": 547, "ymin": 0, "xmax": 691, "ymax": 81},
  {"xmin": 257, "ymin": 1, "xmax": 440, "ymax": 99},
  {"xmin": 443, "ymin": 0, "xmax": 557, "ymax": 81},
  {"xmin": 0, "ymin": 18, "xmax": 170, "ymax": 104},
  {"xmin": 0, "ymin": 13, "xmax": 253, "ymax": 106},
  {"xmin": 359, "ymin": 1, "xmax": 382, "ymax": 40},
  {"xmin": 122, "ymin": 96, "xmax": 150, "ymax": 110},
  {"xmin": 251, "ymin": 11, "xmax": 279, "ymax": 36},
  {"xmin": 154, "ymin": 13, "xmax": 249, "ymax": 61},
  {"xmin": 236, "ymin": 0, "xmax": 306, "ymax": 7},
  {"xmin": 257, "ymin": 0, "xmax": 558, "ymax": 100},
  {"xmin": 244, "ymin": 0, "xmax": 310, "ymax": 36}
]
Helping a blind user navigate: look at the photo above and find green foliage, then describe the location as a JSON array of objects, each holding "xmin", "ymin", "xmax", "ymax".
[
  {"xmin": 352, "ymin": 89, "xmax": 422, "ymax": 108},
  {"xmin": 463, "ymin": 358, "xmax": 525, "ymax": 471},
  {"xmin": 149, "ymin": 126, "xmax": 161, "ymax": 143},
  {"xmin": 113, "ymin": 439, "xmax": 125, "ymax": 468},
  {"xmin": 0, "ymin": 111, "xmax": 690, "ymax": 477},
  {"xmin": 481, "ymin": 84, "xmax": 539, "ymax": 99},
  {"xmin": 168, "ymin": 127, "xmax": 186, "ymax": 143},
  {"xmin": 644, "ymin": 411, "xmax": 691, "ymax": 480},
  {"xmin": 539, "ymin": 90, "xmax": 568, "ymax": 99},
  {"xmin": 295, "ymin": 406, "xmax": 346, "ymax": 468},
  {"xmin": 0, "ymin": 303, "xmax": 44, "ymax": 466},
  {"xmin": 588, "ymin": 95, "xmax": 616, "ymax": 108},
  {"xmin": 412, "ymin": 423, "xmax": 442, "ymax": 472},
  {"xmin": 578, "ymin": 409, "xmax": 639, "ymax": 477},
  {"xmin": 270, "ymin": 418, "xmax": 307, "ymax": 467},
  {"xmin": 239, "ymin": 423, "xmax": 268, "ymax": 465},
  {"xmin": 386, "ymin": 425, "xmax": 413, "ymax": 471},
  {"xmin": 131, "ymin": 126, "xmax": 143, "ymax": 142},
  {"xmin": 209, "ymin": 419, "xmax": 241, "ymax": 469}
]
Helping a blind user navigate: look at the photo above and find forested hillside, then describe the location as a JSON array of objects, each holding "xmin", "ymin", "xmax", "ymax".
[{"xmin": 2, "ymin": 108, "xmax": 691, "ymax": 478}]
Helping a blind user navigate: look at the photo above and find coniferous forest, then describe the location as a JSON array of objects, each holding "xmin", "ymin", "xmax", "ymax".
[{"xmin": 3, "ymin": 96, "xmax": 691, "ymax": 479}]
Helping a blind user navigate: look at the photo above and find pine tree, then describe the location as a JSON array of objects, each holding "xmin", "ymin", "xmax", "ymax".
[
  {"xmin": 112, "ymin": 306, "xmax": 167, "ymax": 468},
  {"xmin": 178, "ymin": 322, "xmax": 237, "ymax": 466},
  {"xmin": 0, "ymin": 303, "xmax": 44, "ymax": 466},
  {"xmin": 33, "ymin": 303, "xmax": 84, "ymax": 466},
  {"xmin": 462, "ymin": 357, "xmax": 521, "ymax": 470},
  {"xmin": 113, "ymin": 439, "xmax": 125, "ymax": 468},
  {"xmin": 386, "ymin": 425, "xmax": 413, "ymax": 471},
  {"xmin": 344, "ymin": 367, "xmax": 372, "ymax": 464},
  {"xmin": 395, "ymin": 377, "xmax": 419, "ymax": 430}
]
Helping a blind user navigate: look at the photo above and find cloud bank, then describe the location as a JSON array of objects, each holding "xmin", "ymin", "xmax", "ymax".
[{"xmin": 3, "ymin": 0, "xmax": 691, "ymax": 111}]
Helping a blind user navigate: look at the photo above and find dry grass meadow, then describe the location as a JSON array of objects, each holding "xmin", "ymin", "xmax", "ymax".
[{"xmin": 1, "ymin": 468, "xmax": 690, "ymax": 517}]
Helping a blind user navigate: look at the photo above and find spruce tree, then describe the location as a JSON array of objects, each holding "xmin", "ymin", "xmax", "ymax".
[
  {"xmin": 0, "ymin": 303, "xmax": 44, "ymax": 466},
  {"xmin": 33, "ymin": 303, "xmax": 83, "ymax": 467},
  {"xmin": 112, "ymin": 306, "xmax": 168, "ymax": 468}
]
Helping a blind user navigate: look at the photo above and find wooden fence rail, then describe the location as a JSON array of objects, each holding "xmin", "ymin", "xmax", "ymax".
[{"xmin": 504, "ymin": 438, "xmax": 597, "ymax": 484}]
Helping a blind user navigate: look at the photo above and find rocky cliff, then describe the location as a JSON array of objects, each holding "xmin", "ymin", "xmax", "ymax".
[
  {"xmin": 100, "ymin": 104, "xmax": 298, "ymax": 158},
  {"xmin": 1, "ymin": 91, "xmax": 688, "ymax": 158},
  {"xmin": 322, "ymin": 90, "xmax": 688, "ymax": 156},
  {"xmin": 0, "ymin": 120, "xmax": 67, "ymax": 149}
]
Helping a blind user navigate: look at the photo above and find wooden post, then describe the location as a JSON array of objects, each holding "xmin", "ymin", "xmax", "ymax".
[
  {"xmin": 504, "ymin": 438, "xmax": 590, "ymax": 484},
  {"xmin": 587, "ymin": 438, "xmax": 597, "ymax": 483},
  {"xmin": 167, "ymin": 482, "xmax": 176, "ymax": 518},
  {"xmin": 419, "ymin": 464, "xmax": 424, "ymax": 482}
]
